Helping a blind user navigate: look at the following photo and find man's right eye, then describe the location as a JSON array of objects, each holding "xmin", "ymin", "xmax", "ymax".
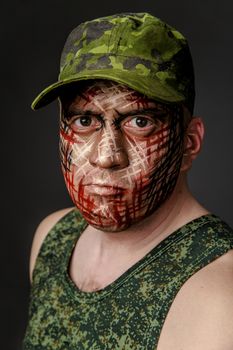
[{"xmin": 69, "ymin": 115, "xmax": 101, "ymax": 133}]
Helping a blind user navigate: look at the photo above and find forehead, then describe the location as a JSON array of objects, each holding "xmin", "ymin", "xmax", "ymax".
[{"xmin": 60, "ymin": 80, "xmax": 167, "ymax": 112}]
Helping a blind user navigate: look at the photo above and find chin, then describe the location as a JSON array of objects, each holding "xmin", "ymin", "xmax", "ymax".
[
  {"xmin": 75, "ymin": 198, "xmax": 166, "ymax": 233},
  {"xmin": 89, "ymin": 207, "xmax": 162, "ymax": 233},
  {"xmin": 76, "ymin": 202, "xmax": 131, "ymax": 232}
]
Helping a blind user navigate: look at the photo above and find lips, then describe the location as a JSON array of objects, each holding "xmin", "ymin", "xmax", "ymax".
[{"xmin": 84, "ymin": 184, "xmax": 125, "ymax": 196}]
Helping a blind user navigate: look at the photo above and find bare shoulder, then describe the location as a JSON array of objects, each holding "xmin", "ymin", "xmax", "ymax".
[
  {"xmin": 157, "ymin": 249, "xmax": 233, "ymax": 350},
  {"xmin": 29, "ymin": 207, "xmax": 75, "ymax": 284}
]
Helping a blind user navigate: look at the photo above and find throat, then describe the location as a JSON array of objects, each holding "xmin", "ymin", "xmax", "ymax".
[
  {"xmin": 67, "ymin": 228, "xmax": 150, "ymax": 293},
  {"xmin": 68, "ymin": 256, "xmax": 123, "ymax": 292}
]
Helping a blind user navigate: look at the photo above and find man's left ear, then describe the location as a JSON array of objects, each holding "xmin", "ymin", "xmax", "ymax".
[{"xmin": 181, "ymin": 117, "xmax": 205, "ymax": 172}]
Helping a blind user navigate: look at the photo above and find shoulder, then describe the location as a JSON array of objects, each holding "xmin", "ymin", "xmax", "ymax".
[
  {"xmin": 157, "ymin": 249, "xmax": 233, "ymax": 350},
  {"xmin": 29, "ymin": 207, "xmax": 75, "ymax": 284}
]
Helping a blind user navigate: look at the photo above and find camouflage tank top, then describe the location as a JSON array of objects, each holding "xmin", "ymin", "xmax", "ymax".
[{"xmin": 22, "ymin": 210, "xmax": 233, "ymax": 349}]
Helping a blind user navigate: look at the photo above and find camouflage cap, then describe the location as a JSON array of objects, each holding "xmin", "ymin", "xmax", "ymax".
[{"xmin": 32, "ymin": 12, "xmax": 195, "ymax": 113}]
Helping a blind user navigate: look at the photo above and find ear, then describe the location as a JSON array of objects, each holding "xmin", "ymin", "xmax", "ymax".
[{"xmin": 180, "ymin": 117, "xmax": 205, "ymax": 172}]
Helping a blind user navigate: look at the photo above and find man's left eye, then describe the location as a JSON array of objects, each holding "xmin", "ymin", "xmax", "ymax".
[
  {"xmin": 129, "ymin": 116, "xmax": 153, "ymax": 128},
  {"xmin": 122, "ymin": 115, "xmax": 156, "ymax": 134}
]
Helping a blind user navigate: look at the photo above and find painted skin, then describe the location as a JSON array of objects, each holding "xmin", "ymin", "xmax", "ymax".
[{"xmin": 59, "ymin": 80, "xmax": 185, "ymax": 232}]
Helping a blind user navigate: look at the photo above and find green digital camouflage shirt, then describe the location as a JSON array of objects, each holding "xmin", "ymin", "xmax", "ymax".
[{"xmin": 23, "ymin": 210, "xmax": 233, "ymax": 349}]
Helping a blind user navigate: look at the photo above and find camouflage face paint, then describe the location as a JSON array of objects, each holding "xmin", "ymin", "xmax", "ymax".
[{"xmin": 59, "ymin": 80, "xmax": 185, "ymax": 231}]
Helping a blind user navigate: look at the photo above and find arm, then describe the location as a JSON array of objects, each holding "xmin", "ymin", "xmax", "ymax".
[{"xmin": 157, "ymin": 249, "xmax": 233, "ymax": 350}]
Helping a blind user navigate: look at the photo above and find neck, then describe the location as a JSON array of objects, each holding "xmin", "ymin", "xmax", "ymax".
[{"xmin": 84, "ymin": 174, "xmax": 209, "ymax": 256}]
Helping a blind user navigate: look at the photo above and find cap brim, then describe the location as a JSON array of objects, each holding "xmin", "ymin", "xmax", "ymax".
[{"xmin": 31, "ymin": 69, "xmax": 185, "ymax": 110}]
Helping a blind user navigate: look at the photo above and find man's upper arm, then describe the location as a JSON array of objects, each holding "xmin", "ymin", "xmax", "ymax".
[
  {"xmin": 190, "ymin": 271, "xmax": 233, "ymax": 350},
  {"xmin": 157, "ymin": 249, "xmax": 233, "ymax": 350},
  {"xmin": 29, "ymin": 207, "xmax": 74, "ymax": 284}
]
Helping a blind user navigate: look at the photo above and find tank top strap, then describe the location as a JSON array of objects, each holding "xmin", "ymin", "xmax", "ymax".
[
  {"xmin": 32, "ymin": 209, "xmax": 87, "ymax": 286},
  {"xmin": 144, "ymin": 214, "xmax": 233, "ymax": 349}
]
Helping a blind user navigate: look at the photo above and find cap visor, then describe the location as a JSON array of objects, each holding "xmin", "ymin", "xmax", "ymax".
[{"xmin": 31, "ymin": 69, "xmax": 185, "ymax": 110}]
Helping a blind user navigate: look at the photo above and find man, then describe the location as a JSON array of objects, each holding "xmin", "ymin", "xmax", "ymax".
[{"xmin": 23, "ymin": 13, "xmax": 233, "ymax": 349}]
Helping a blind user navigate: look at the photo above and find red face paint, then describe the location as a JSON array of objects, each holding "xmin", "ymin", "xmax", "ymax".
[{"xmin": 59, "ymin": 80, "xmax": 184, "ymax": 231}]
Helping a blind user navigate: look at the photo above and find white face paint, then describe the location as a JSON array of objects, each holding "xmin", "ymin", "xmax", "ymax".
[{"xmin": 59, "ymin": 80, "xmax": 184, "ymax": 231}]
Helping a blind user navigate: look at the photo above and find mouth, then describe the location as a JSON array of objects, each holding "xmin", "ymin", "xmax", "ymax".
[{"xmin": 84, "ymin": 184, "xmax": 125, "ymax": 196}]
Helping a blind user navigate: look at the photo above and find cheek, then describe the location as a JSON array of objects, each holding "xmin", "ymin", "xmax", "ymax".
[
  {"xmin": 59, "ymin": 127, "xmax": 94, "ymax": 179},
  {"xmin": 60, "ymin": 133, "xmax": 95, "ymax": 206},
  {"xmin": 126, "ymin": 125, "xmax": 170, "ymax": 176}
]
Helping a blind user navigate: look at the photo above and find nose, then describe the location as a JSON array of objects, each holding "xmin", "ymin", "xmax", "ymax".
[{"xmin": 89, "ymin": 127, "xmax": 129, "ymax": 169}]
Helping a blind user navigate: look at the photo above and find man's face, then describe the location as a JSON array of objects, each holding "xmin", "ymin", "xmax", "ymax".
[{"xmin": 59, "ymin": 80, "xmax": 185, "ymax": 232}]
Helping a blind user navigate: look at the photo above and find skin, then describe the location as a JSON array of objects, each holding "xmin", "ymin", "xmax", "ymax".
[{"xmin": 59, "ymin": 80, "xmax": 186, "ymax": 232}]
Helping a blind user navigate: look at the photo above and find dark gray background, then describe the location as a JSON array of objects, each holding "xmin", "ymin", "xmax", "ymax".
[{"xmin": 1, "ymin": 0, "xmax": 232, "ymax": 349}]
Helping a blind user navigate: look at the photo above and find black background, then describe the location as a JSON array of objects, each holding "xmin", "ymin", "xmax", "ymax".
[{"xmin": 1, "ymin": 1, "xmax": 233, "ymax": 349}]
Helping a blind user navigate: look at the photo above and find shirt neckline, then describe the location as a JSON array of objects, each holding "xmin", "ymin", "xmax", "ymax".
[{"xmin": 62, "ymin": 211, "xmax": 219, "ymax": 303}]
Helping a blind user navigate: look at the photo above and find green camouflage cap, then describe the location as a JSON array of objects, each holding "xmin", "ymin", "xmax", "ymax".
[{"xmin": 32, "ymin": 12, "xmax": 195, "ymax": 113}]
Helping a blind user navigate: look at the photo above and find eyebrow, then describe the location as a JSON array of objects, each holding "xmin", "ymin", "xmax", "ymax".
[{"xmin": 117, "ymin": 108, "xmax": 167, "ymax": 117}]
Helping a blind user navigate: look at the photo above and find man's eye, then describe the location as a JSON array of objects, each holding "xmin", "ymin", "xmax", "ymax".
[
  {"xmin": 130, "ymin": 116, "xmax": 152, "ymax": 128},
  {"xmin": 122, "ymin": 115, "xmax": 158, "ymax": 136},
  {"xmin": 70, "ymin": 115, "xmax": 101, "ymax": 133},
  {"xmin": 74, "ymin": 116, "xmax": 92, "ymax": 127}
]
